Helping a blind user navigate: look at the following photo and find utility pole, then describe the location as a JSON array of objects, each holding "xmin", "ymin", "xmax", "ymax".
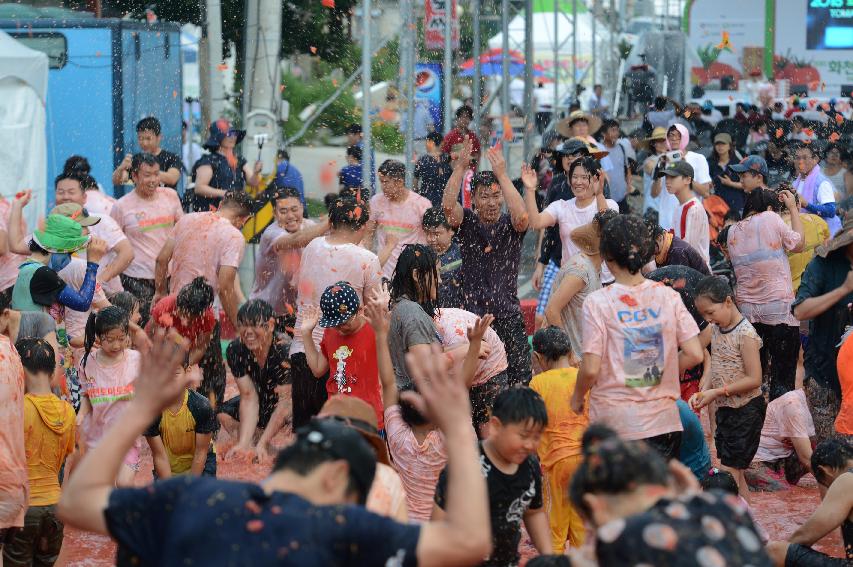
[
  {"xmin": 361, "ymin": 0, "xmax": 373, "ymax": 195},
  {"xmin": 523, "ymin": 0, "xmax": 533, "ymax": 160},
  {"xmin": 571, "ymin": 0, "xmax": 577, "ymax": 103},
  {"xmin": 500, "ymin": 0, "xmax": 510, "ymax": 161},
  {"xmin": 206, "ymin": 0, "xmax": 225, "ymax": 120},
  {"xmin": 243, "ymin": 0, "xmax": 282, "ymax": 176},
  {"xmin": 443, "ymin": 0, "xmax": 453, "ymax": 135},
  {"xmin": 472, "ymin": 0, "xmax": 481, "ymax": 134},
  {"xmin": 400, "ymin": 0, "xmax": 416, "ymax": 186}
]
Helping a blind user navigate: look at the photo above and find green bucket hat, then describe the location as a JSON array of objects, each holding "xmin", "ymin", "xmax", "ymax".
[{"xmin": 33, "ymin": 214, "xmax": 90, "ymax": 253}]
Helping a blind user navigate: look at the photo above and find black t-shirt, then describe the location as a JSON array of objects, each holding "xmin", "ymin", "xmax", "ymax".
[
  {"xmin": 30, "ymin": 266, "xmax": 66, "ymax": 307},
  {"xmin": 155, "ymin": 150, "xmax": 182, "ymax": 189},
  {"xmin": 595, "ymin": 491, "xmax": 772, "ymax": 566},
  {"xmin": 434, "ymin": 443, "xmax": 542, "ymax": 567},
  {"xmin": 458, "ymin": 209, "xmax": 526, "ymax": 318},
  {"xmin": 226, "ymin": 339, "xmax": 290, "ymax": 427},
  {"xmin": 106, "ymin": 476, "xmax": 421, "ymax": 567},
  {"xmin": 414, "ymin": 154, "xmax": 452, "ymax": 209}
]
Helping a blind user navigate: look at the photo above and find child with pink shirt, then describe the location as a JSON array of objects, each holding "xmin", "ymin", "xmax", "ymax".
[
  {"xmin": 571, "ymin": 214, "xmax": 704, "ymax": 459},
  {"xmin": 77, "ymin": 306, "xmax": 141, "ymax": 486},
  {"xmin": 364, "ymin": 288, "xmax": 484, "ymax": 522}
]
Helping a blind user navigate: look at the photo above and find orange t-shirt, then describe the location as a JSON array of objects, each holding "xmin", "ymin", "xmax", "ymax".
[
  {"xmin": 835, "ymin": 335, "xmax": 853, "ymax": 435},
  {"xmin": 24, "ymin": 394, "xmax": 76, "ymax": 506}
]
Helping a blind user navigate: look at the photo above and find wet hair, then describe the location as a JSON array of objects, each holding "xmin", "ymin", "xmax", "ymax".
[
  {"xmin": 644, "ymin": 219, "xmax": 666, "ymax": 241},
  {"xmin": 271, "ymin": 186, "xmax": 302, "ymax": 207},
  {"xmin": 724, "ymin": 209, "xmax": 742, "ymax": 223},
  {"xmin": 532, "ymin": 326, "xmax": 572, "ymax": 361},
  {"xmin": 568, "ymin": 156, "xmax": 602, "ymax": 182},
  {"xmin": 471, "ymin": 171, "xmax": 498, "ymax": 196},
  {"xmin": 136, "ymin": 116, "xmax": 162, "ymax": 135},
  {"xmin": 455, "ymin": 105, "xmax": 474, "ymax": 120},
  {"xmin": 654, "ymin": 96, "xmax": 667, "ymax": 110},
  {"xmin": 390, "ymin": 244, "xmax": 439, "ymax": 318},
  {"xmin": 28, "ymin": 239, "xmax": 48, "ymax": 255},
  {"xmin": 695, "ymin": 275, "xmax": 734, "ymax": 304},
  {"xmin": 80, "ymin": 174, "xmax": 99, "ymax": 191},
  {"xmin": 377, "ymin": 159, "xmax": 406, "ymax": 179},
  {"xmin": 272, "ymin": 436, "xmax": 360, "ymax": 500},
  {"xmin": 277, "ymin": 148, "xmax": 290, "ymax": 160},
  {"xmin": 83, "ymin": 306, "xmax": 130, "ymax": 369},
  {"xmin": 793, "ymin": 142, "xmax": 820, "ymax": 160},
  {"xmin": 16, "ymin": 337, "xmax": 55, "ymax": 375},
  {"xmin": 601, "ymin": 118, "xmax": 620, "ymax": 132},
  {"xmin": 569, "ymin": 424, "xmax": 670, "ymax": 520},
  {"xmin": 742, "ymin": 188, "xmax": 780, "ymax": 217},
  {"xmin": 716, "ymin": 225, "xmax": 731, "ymax": 250},
  {"xmin": 62, "ymin": 155, "xmax": 91, "ymax": 176},
  {"xmin": 811, "ymin": 437, "xmax": 853, "ymax": 486},
  {"xmin": 491, "ymin": 386, "xmax": 548, "ymax": 428},
  {"xmin": 235, "ymin": 299, "xmax": 275, "ymax": 328},
  {"xmin": 54, "ymin": 171, "xmax": 85, "ymax": 190},
  {"xmin": 526, "ymin": 556, "xmax": 571, "ymax": 567},
  {"xmin": 130, "ymin": 152, "xmax": 159, "ymax": 176},
  {"xmin": 220, "ymin": 191, "xmax": 255, "ymax": 217},
  {"xmin": 109, "ymin": 291, "xmax": 140, "ymax": 318},
  {"xmin": 329, "ymin": 197, "xmax": 370, "ymax": 230},
  {"xmin": 176, "ymin": 277, "xmax": 215, "ymax": 317},
  {"xmin": 422, "ymin": 207, "xmax": 454, "ymax": 231},
  {"xmin": 593, "ymin": 209, "xmax": 618, "ymax": 233},
  {"xmin": 599, "ymin": 214, "xmax": 655, "ymax": 274},
  {"xmin": 323, "ymin": 192, "xmax": 339, "ymax": 212},
  {"xmin": 701, "ymin": 468, "xmax": 739, "ymax": 495},
  {"xmin": 0, "ymin": 292, "xmax": 9, "ymax": 313},
  {"xmin": 426, "ymin": 131, "xmax": 443, "ymax": 146},
  {"xmin": 398, "ymin": 384, "xmax": 429, "ymax": 427},
  {"xmin": 346, "ymin": 145, "xmax": 363, "ymax": 162}
]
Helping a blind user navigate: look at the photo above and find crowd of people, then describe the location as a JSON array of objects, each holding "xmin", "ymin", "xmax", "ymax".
[{"xmin": 2, "ymin": 90, "xmax": 853, "ymax": 567}]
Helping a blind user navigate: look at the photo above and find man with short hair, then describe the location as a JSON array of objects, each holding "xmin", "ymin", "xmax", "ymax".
[
  {"xmin": 587, "ymin": 84, "xmax": 609, "ymax": 117},
  {"xmin": 440, "ymin": 106, "xmax": 481, "ymax": 162},
  {"xmin": 443, "ymin": 139, "xmax": 532, "ymax": 386},
  {"xmin": 112, "ymin": 116, "xmax": 182, "ymax": 189},
  {"xmin": 57, "ymin": 324, "xmax": 492, "ymax": 567},
  {"xmin": 414, "ymin": 132, "xmax": 452, "ymax": 208},
  {"xmin": 345, "ymin": 124, "xmax": 375, "ymax": 193},
  {"xmin": 53, "ymin": 171, "xmax": 133, "ymax": 295},
  {"xmin": 290, "ymin": 197, "xmax": 383, "ymax": 428},
  {"xmin": 792, "ymin": 143, "xmax": 841, "ymax": 235},
  {"xmin": 273, "ymin": 149, "xmax": 306, "ymax": 207},
  {"xmin": 367, "ymin": 159, "xmax": 432, "ymax": 279},
  {"xmin": 111, "ymin": 153, "xmax": 183, "ymax": 326},
  {"xmin": 601, "ymin": 119, "xmax": 632, "ymax": 213},
  {"xmin": 250, "ymin": 187, "xmax": 328, "ymax": 317}
]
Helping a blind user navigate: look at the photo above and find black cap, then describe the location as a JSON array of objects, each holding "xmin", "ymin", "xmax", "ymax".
[
  {"xmin": 346, "ymin": 123, "xmax": 363, "ymax": 134},
  {"xmin": 295, "ymin": 418, "xmax": 377, "ymax": 505},
  {"xmin": 554, "ymin": 138, "xmax": 589, "ymax": 157},
  {"xmin": 656, "ymin": 160, "xmax": 695, "ymax": 179}
]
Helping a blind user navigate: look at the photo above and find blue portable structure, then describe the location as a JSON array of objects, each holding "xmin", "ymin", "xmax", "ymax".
[{"xmin": 0, "ymin": 17, "xmax": 182, "ymax": 204}]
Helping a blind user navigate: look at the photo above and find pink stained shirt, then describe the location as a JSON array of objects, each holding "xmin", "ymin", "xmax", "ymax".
[
  {"xmin": 0, "ymin": 336, "xmax": 27, "ymax": 529},
  {"xmin": 542, "ymin": 197, "xmax": 620, "ymax": 266},
  {"xmin": 79, "ymin": 348, "xmax": 140, "ymax": 450},
  {"xmin": 672, "ymin": 196, "xmax": 710, "ymax": 268},
  {"xmin": 87, "ymin": 213, "xmax": 128, "ymax": 295},
  {"xmin": 84, "ymin": 190, "xmax": 116, "ymax": 216},
  {"xmin": 369, "ymin": 191, "xmax": 431, "ymax": 279},
  {"xmin": 0, "ymin": 198, "xmax": 27, "ymax": 291},
  {"xmin": 434, "ymin": 307, "xmax": 508, "ymax": 386},
  {"xmin": 290, "ymin": 237, "xmax": 383, "ymax": 356},
  {"xmin": 110, "ymin": 187, "xmax": 183, "ymax": 279},
  {"xmin": 167, "ymin": 212, "xmax": 246, "ymax": 297},
  {"xmin": 726, "ymin": 211, "xmax": 803, "ymax": 326},
  {"xmin": 582, "ymin": 279, "xmax": 700, "ymax": 440}
]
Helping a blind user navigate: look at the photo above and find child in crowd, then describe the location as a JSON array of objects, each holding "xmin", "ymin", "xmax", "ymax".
[
  {"xmin": 365, "ymin": 288, "xmax": 483, "ymax": 521},
  {"xmin": 301, "ymin": 281, "xmax": 383, "ymax": 428},
  {"xmin": 2, "ymin": 339, "xmax": 75, "ymax": 567},
  {"xmin": 690, "ymin": 275, "xmax": 765, "ymax": 500},
  {"xmin": 338, "ymin": 145, "xmax": 363, "ymax": 192},
  {"xmin": 77, "ymin": 306, "xmax": 140, "ymax": 486},
  {"xmin": 659, "ymin": 160, "xmax": 711, "ymax": 267},
  {"xmin": 529, "ymin": 326, "xmax": 589, "ymax": 553},
  {"xmin": 422, "ymin": 207, "xmax": 463, "ymax": 309},
  {"xmin": 434, "ymin": 387, "xmax": 553, "ymax": 564},
  {"xmin": 144, "ymin": 361, "xmax": 217, "ymax": 478},
  {"xmin": 109, "ymin": 291, "xmax": 149, "ymax": 350}
]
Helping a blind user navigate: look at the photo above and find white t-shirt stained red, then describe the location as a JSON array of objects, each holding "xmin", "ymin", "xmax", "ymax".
[
  {"xmin": 672, "ymin": 196, "xmax": 710, "ymax": 268},
  {"xmin": 369, "ymin": 191, "xmax": 431, "ymax": 279}
]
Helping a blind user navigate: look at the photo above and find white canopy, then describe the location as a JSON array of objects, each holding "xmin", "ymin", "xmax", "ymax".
[{"xmin": 0, "ymin": 31, "xmax": 48, "ymax": 231}]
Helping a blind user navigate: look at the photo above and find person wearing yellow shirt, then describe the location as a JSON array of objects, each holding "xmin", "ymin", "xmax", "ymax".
[
  {"xmin": 4, "ymin": 338, "xmax": 76, "ymax": 567},
  {"xmin": 528, "ymin": 326, "xmax": 589, "ymax": 553},
  {"xmin": 780, "ymin": 186, "xmax": 830, "ymax": 292},
  {"xmin": 144, "ymin": 364, "xmax": 216, "ymax": 477}
]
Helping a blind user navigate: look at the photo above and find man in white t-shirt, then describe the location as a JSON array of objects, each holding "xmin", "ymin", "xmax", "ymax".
[
  {"xmin": 666, "ymin": 124, "xmax": 713, "ymax": 198},
  {"xmin": 659, "ymin": 160, "xmax": 710, "ymax": 268}
]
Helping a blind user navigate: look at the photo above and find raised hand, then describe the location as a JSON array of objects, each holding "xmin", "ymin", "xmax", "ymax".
[
  {"xmin": 467, "ymin": 314, "xmax": 494, "ymax": 344},
  {"xmin": 300, "ymin": 304, "xmax": 322, "ymax": 336},
  {"xmin": 13, "ymin": 189, "xmax": 32, "ymax": 208},
  {"xmin": 364, "ymin": 289, "xmax": 391, "ymax": 335},
  {"xmin": 452, "ymin": 136, "xmax": 474, "ymax": 169},
  {"xmin": 486, "ymin": 145, "xmax": 507, "ymax": 178},
  {"xmin": 520, "ymin": 163, "xmax": 538, "ymax": 189},
  {"xmin": 131, "ymin": 326, "xmax": 190, "ymax": 415},
  {"xmin": 86, "ymin": 237, "xmax": 108, "ymax": 264}
]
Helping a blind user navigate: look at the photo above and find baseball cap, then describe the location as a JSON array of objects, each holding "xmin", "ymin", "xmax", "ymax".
[
  {"xmin": 319, "ymin": 281, "xmax": 360, "ymax": 328},
  {"xmin": 319, "ymin": 395, "xmax": 391, "ymax": 466},
  {"xmin": 553, "ymin": 138, "xmax": 588, "ymax": 157},
  {"xmin": 729, "ymin": 155, "xmax": 769, "ymax": 179},
  {"xmin": 294, "ymin": 418, "xmax": 377, "ymax": 505},
  {"xmin": 656, "ymin": 160, "xmax": 695, "ymax": 179},
  {"xmin": 713, "ymin": 132, "xmax": 732, "ymax": 146},
  {"xmin": 49, "ymin": 203, "xmax": 101, "ymax": 227}
]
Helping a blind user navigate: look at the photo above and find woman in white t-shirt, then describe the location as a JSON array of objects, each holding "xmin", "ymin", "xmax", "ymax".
[{"xmin": 522, "ymin": 156, "xmax": 619, "ymax": 265}]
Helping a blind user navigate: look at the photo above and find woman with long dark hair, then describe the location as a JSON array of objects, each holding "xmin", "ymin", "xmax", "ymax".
[
  {"xmin": 709, "ymin": 132, "xmax": 745, "ymax": 214},
  {"xmin": 388, "ymin": 244, "xmax": 442, "ymax": 390}
]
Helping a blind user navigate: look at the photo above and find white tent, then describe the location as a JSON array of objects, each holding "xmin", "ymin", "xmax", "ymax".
[{"xmin": 0, "ymin": 31, "xmax": 47, "ymax": 233}]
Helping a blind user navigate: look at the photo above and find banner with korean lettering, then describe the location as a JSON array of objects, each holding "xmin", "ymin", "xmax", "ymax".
[{"xmin": 424, "ymin": 0, "xmax": 459, "ymax": 50}]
